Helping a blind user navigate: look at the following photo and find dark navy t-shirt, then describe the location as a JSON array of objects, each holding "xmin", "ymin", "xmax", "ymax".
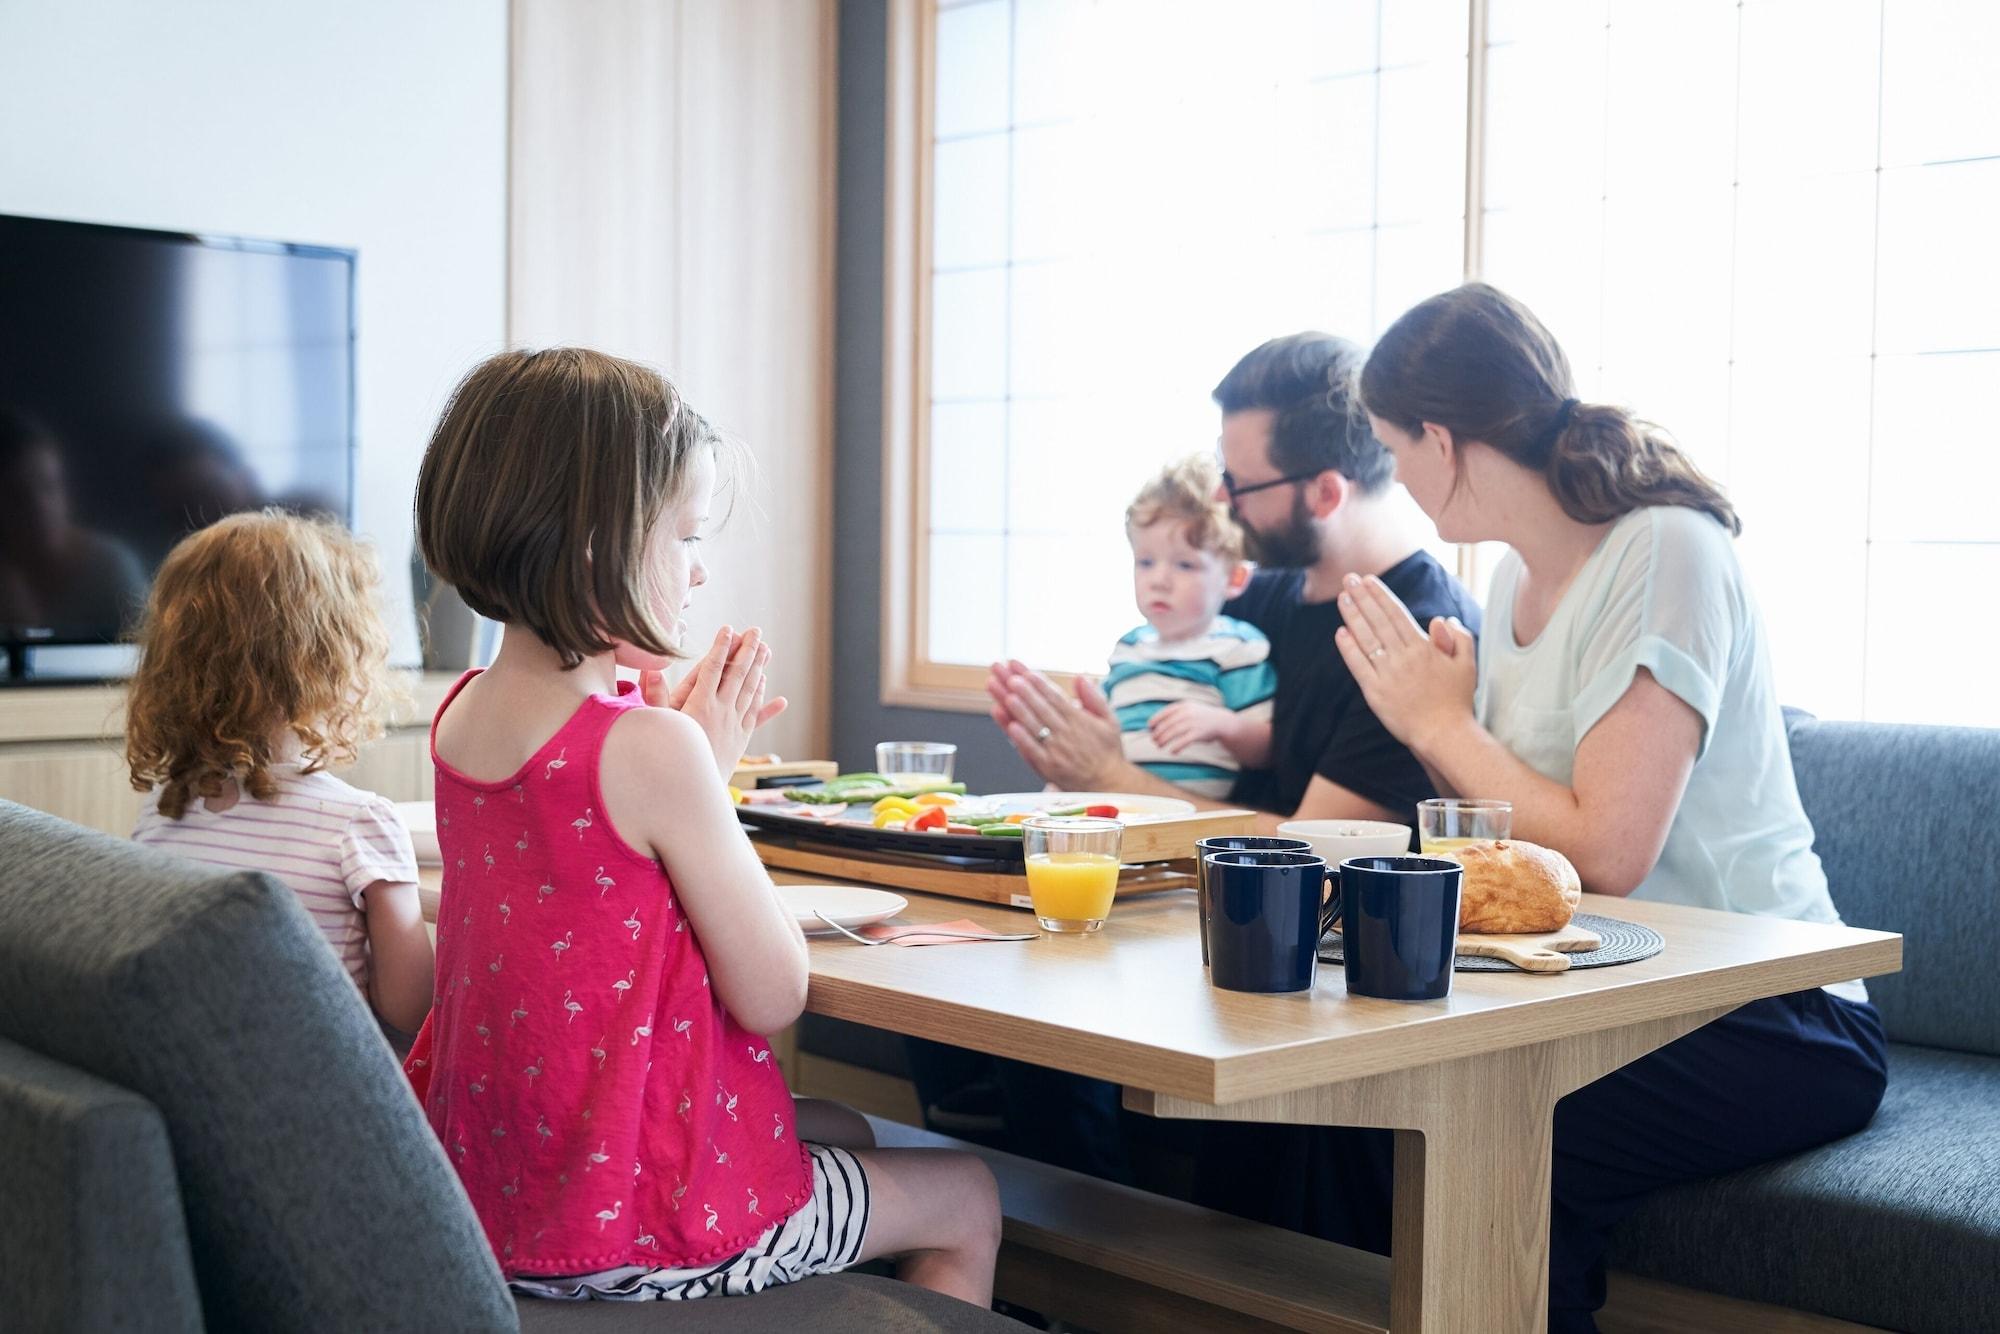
[{"xmin": 1223, "ymin": 552, "xmax": 1482, "ymax": 820}]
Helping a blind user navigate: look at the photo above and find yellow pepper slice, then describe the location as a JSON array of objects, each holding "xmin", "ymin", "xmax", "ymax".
[
  {"xmin": 871, "ymin": 795, "xmax": 919, "ymax": 816},
  {"xmin": 870, "ymin": 809, "xmax": 908, "ymax": 829},
  {"xmin": 727, "ymin": 785, "xmax": 745, "ymax": 806},
  {"xmin": 912, "ymin": 792, "xmax": 959, "ymax": 807}
]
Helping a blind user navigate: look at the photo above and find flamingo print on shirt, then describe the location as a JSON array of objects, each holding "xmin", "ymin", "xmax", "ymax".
[
  {"xmin": 622, "ymin": 910, "xmax": 641, "ymax": 941},
  {"xmin": 702, "ymin": 1203, "xmax": 719, "ymax": 1234},
  {"xmin": 562, "ymin": 989, "xmax": 583, "ymax": 1024},
  {"xmin": 572, "ymin": 808, "xmax": 593, "ymax": 839},
  {"xmin": 613, "ymin": 968, "xmax": 635, "ymax": 1002},
  {"xmin": 590, "ymin": 1037, "xmax": 608, "ymax": 1070},
  {"xmin": 544, "ymin": 747, "xmax": 567, "ymax": 780},
  {"xmin": 594, "ymin": 867, "xmax": 615, "ymax": 897},
  {"xmin": 596, "ymin": 1200, "xmax": 622, "ymax": 1233},
  {"xmin": 550, "ymin": 932, "xmax": 572, "ymax": 962},
  {"xmin": 671, "ymin": 1017, "xmax": 693, "ymax": 1042},
  {"xmin": 587, "ymin": 1142, "xmax": 610, "ymax": 1172}
]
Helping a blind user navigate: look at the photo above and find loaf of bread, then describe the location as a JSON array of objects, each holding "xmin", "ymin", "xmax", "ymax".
[{"xmin": 1450, "ymin": 840, "xmax": 1582, "ymax": 934}]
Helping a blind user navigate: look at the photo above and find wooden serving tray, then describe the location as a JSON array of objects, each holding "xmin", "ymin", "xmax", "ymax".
[
  {"xmin": 740, "ymin": 796, "xmax": 1258, "ymax": 865},
  {"xmin": 747, "ymin": 806, "xmax": 1257, "ymax": 908},
  {"xmin": 752, "ymin": 839, "xmax": 1204, "ymax": 908}
]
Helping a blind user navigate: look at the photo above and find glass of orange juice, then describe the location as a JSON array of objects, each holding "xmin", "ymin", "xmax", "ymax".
[
  {"xmin": 1416, "ymin": 798, "xmax": 1512, "ymax": 856},
  {"xmin": 1023, "ymin": 815, "xmax": 1122, "ymax": 933}
]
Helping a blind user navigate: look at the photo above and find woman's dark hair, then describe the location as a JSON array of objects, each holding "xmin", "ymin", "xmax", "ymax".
[
  {"xmin": 1359, "ymin": 283, "xmax": 1739, "ymax": 534},
  {"xmin": 1212, "ymin": 332, "xmax": 1393, "ymax": 493}
]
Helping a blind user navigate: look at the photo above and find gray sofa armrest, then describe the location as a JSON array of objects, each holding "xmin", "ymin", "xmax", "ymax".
[{"xmin": 0, "ymin": 1036, "xmax": 202, "ymax": 1333}]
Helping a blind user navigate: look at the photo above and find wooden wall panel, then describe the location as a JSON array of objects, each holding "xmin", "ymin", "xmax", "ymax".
[{"xmin": 509, "ymin": 0, "xmax": 836, "ymax": 762}]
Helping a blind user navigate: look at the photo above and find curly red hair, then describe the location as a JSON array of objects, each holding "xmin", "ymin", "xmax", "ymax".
[{"xmin": 125, "ymin": 510, "xmax": 398, "ymax": 819}]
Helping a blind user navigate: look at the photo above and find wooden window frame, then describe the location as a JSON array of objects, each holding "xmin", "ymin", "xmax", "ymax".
[{"xmin": 878, "ymin": 0, "xmax": 1491, "ymax": 713}]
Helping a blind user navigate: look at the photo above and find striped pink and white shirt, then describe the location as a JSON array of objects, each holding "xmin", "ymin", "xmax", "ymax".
[{"xmin": 132, "ymin": 763, "xmax": 419, "ymax": 991}]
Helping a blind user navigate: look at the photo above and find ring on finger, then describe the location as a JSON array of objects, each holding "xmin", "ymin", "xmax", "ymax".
[
  {"xmin": 1370, "ymin": 647, "xmax": 1387, "ymax": 659},
  {"xmin": 1035, "ymin": 726, "xmax": 1053, "ymax": 743}
]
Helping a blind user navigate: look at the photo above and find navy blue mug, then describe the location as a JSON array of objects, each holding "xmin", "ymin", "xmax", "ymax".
[
  {"xmin": 1194, "ymin": 836, "xmax": 1311, "ymax": 966},
  {"xmin": 1204, "ymin": 851, "xmax": 1333, "ymax": 993},
  {"xmin": 1337, "ymin": 855, "xmax": 1463, "ymax": 1001}
]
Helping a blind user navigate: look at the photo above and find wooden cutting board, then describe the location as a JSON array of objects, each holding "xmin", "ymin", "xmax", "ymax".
[{"xmin": 1455, "ymin": 919, "xmax": 1603, "ymax": 973}]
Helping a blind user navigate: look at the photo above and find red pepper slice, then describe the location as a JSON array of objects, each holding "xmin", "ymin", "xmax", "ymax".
[
  {"xmin": 909, "ymin": 805, "xmax": 948, "ymax": 832},
  {"xmin": 1084, "ymin": 804, "xmax": 1120, "ymax": 818}
]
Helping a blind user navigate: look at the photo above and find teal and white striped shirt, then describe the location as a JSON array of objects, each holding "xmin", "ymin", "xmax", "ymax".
[{"xmin": 1105, "ymin": 617, "xmax": 1277, "ymax": 797}]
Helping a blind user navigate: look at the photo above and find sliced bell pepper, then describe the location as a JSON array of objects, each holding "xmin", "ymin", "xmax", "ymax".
[
  {"xmin": 871, "ymin": 795, "xmax": 919, "ymax": 816},
  {"xmin": 908, "ymin": 805, "xmax": 949, "ymax": 832},
  {"xmin": 871, "ymin": 810, "xmax": 908, "ymax": 829},
  {"xmin": 1084, "ymin": 804, "xmax": 1120, "ymax": 818},
  {"xmin": 912, "ymin": 791, "xmax": 959, "ymax": 807}
]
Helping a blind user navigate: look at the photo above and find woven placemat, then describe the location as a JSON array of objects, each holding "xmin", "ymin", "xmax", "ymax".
[{"xmin": 1317, "ymin": 912, "xmax": 1664, "ymax": 973}]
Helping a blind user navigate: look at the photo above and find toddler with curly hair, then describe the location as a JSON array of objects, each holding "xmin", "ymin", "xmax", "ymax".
[{"xmin": 126, "ymin": 509, "xmax": 434, "ymax": 1034}]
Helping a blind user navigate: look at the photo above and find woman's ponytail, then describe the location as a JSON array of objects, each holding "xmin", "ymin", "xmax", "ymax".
[{"xmin": 1545, "ymin": 403, "xmax": 1739, "ymax": 535}]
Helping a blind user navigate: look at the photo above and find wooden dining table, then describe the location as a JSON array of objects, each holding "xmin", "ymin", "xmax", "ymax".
[
  {"xmin": 774, "ymin": 867, "xmax": 1902, "ymax": 1334},
  {"xmin": 415, "ymin": 859, "xmax": 1901, "ymax": 1332}
]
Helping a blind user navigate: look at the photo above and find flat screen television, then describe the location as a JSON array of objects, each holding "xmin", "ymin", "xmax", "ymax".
[{"xmin": 0, "ymin": 212, "xmax": 355, "ymax": 680}]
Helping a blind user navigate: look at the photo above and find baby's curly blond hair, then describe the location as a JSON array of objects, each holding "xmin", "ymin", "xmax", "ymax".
[
  {"xmin": 125, "ymin": 510, "xmax": 397, "ymax": 819},
  {"xmin": 1125, "ymin": 454, "xmax": 1245, "ymax": 562}
]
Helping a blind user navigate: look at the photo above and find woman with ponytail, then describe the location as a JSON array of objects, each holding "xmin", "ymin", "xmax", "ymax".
[{"xmin": 1326, "ymin": 283, "xmax": 1885, "ymax": 1332}]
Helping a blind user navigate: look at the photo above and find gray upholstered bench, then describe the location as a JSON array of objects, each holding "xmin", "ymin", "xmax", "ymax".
[
  {"xmin": 1609, "ymin": 715, "xmax": 2000, "ymax": 1332},
  {"xmin": 0, "ymin": 801, "xmax": 1014, "ymax": 1333}
]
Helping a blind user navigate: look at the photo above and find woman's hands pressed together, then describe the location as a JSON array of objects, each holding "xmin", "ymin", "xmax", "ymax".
[
  {"xmin": 641, "ymin": 626, "xmax": 789, "ymax": 779},
  {"xmin": 1333, "ymin": 573, "xmax": 1478, "ymax": 757}
]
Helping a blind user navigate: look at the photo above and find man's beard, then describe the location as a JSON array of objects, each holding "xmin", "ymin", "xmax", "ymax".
[{"xmin": 1237, "ymin": 491, "xmax": 1320, "ymax": 569}]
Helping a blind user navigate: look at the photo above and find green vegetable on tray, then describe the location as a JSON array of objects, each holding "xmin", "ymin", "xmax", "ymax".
[
  {"xmin": 783, "ymin": 772, "xmax": 969, "ymax": 805},
  {"xmin": 977, "ymin": 824, "xmax": 1026, "ymax": 838}
]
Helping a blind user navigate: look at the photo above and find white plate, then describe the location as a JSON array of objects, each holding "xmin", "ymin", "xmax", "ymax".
[
  {"xmin": 974, "ymin": 791, "xmax": 1197, "ymax": 824},
  {"xmin": 777, "ymin": 884, "xmax": 909, "ymax": 935}
]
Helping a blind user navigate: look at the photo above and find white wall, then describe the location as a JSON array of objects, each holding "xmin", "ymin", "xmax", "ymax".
[
  {"xmin": 510, "ymin": 0, "xmax": 837, "ymax": 759},
  {"xmin": 0, "ymin": 0, "xmax": 509, "ymax": 662}
]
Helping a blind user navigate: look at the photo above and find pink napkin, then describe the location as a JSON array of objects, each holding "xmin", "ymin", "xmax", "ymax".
[{"xmin": 855, "ymin": 918, "xmax": 1029, "ymax": 946}]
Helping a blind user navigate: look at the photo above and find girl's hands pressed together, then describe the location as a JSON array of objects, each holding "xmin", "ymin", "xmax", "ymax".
[
  {"xmin": 642, "ymin": 626, "xmax": 789, "ymax": 779},
  {"xmin": 1333, "ymin": 573, "xmax": 1478, "ymax": 756}
]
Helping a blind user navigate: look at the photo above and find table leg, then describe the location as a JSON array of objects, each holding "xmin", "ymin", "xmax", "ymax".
[{"xmin": 1131, "ymin": 1006, "xmax": 1733, "ymax": 1333}]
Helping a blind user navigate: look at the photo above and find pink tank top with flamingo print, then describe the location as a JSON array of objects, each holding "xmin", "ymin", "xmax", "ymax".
[{"xmin": 405, "ymin": 672, "xmax": 810, "ymax": 1276}]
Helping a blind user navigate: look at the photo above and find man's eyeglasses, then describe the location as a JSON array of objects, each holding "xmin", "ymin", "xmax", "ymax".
[{"xmin": 1221, "ymin": 469, "xmax": 1319, "ymax": 501}]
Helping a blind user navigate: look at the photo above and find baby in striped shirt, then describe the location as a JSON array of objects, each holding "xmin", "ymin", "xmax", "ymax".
[
  {"xmin": 126, "ymin": 511, "xmax": 434, "ymax": 1035},
  {"xmin": 1106, "ymin": 457, "xmax": 1276, "ymax": 797}
]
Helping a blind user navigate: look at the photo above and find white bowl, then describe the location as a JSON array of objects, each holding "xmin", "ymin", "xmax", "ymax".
[{"xmin": 1276, "ymin": 819, "xmax": 1413, "ymax": 868}]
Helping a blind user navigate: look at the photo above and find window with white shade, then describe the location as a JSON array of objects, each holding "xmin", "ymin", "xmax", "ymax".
[{"xmin": 887, "ymin": 0, "xmax": 1999, "ymax": 727}]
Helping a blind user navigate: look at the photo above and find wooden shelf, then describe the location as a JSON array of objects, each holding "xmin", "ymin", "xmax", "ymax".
[{"xmin": 0, "ymin": 669, "xmax": 463, "ymax": 745}]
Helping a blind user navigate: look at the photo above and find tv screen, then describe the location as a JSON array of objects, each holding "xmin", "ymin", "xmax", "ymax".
[{"xmin": 0, "ymin": 212, "xmax": 354, "ymax": 657}]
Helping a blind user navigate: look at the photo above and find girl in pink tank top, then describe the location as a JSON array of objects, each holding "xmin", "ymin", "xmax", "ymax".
[{"xmin": 404, "ymin": 348, "xmax": 998, "ymax": 1307}]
